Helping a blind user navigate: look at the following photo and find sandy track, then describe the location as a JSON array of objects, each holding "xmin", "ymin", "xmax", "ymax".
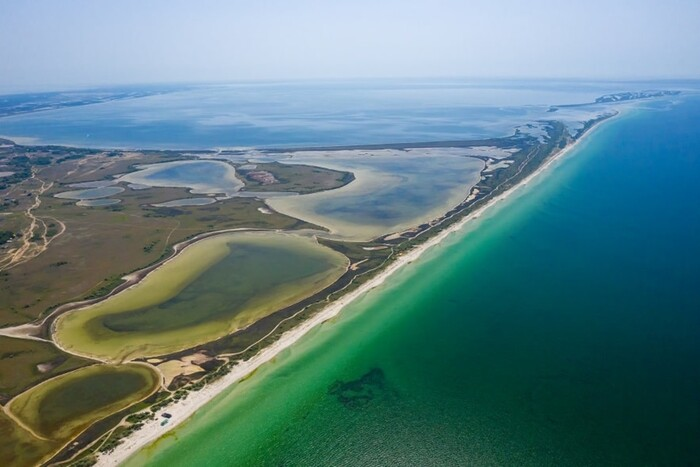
[{"xmin": 0, "ymin": 173, "xmax": 65, "ymax": 271}]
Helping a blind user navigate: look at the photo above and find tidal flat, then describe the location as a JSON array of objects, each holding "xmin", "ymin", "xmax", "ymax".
[{"xmin": 53, "ymin": 231, "xmax": 349, "ymax": 361}]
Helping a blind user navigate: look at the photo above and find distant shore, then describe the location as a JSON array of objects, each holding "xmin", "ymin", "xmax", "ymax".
[{"xmin": 95, "ymin": 113, "xmax": 620, "ymax": 466}]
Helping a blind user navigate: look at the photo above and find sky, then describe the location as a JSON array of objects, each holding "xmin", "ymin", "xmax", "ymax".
[{"xmin": 1, "ymin": 0, "xmax": 700, "ymax": 91}]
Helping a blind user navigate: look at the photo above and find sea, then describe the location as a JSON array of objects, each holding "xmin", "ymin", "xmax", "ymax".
[
  {"xmin": 2, "ymin": 79, "xmax": 692, "ymax": 149},
  {"xmin": 3, "ymin": 80, "xmax": 700, "ymax": 465}
]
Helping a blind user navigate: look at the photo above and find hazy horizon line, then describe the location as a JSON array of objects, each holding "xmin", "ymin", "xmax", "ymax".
[{"xmin": 2, "ymin": 75, "xmax": 700, "ymax": 95}]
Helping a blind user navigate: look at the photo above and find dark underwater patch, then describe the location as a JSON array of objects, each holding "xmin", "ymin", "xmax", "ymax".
[{"xmin": 328, "ymin": 367, "xmax": 389, "ymax": 409}]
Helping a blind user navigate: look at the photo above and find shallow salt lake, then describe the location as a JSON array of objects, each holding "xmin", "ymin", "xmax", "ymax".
[
  {"xmin": 76, "ymin": 198, "xmax": 121, "ymax": 207},
  {"xmin": 54, "ymin": 186, "xmax": 124, "ymax": 200},
  {"xmin": 117, "ymin": 159, "xmax": 243, "ymax": 196},
  {"xmin": 152, "ymin": 197, "xmax": 216, "ymax": 207},
  {"xmin": 265, "ymin": 149, "xmax": 486, "ymax": 240},
  {"xmin": 53, "ymin": 231, "xmax": 349, "ymax": 362}
]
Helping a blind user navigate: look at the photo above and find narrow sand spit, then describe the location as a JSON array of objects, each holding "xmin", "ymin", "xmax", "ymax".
[{"xmin": 96, "ymin": 115, "xmax": 618, "ymax": 466}]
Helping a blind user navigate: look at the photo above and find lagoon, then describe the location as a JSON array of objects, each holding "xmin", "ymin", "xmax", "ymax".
[
  {"xmin": 152, "ymin": 197, "xmax": 215, "ymax": 207},
  {"xmin": 117, "ymin": 160, "xmax": 243, "ymax": 196},
  {"xmin": 266, "ymin": 149, "xmax": 486, "ymax": 240},
  {"xmin": 76, "ymin": 198, "xmax": 121, "ymax": 207},
  {"xmin": 9, "ymin": 363, "xmax": 159, "ymax": 442},
  {"xmin": 54, "ymin": 231, "xmax": 348, "ymax": 362},
  {"xmin": 54, "ymin": 186, "xmax": 124, "ymax": 200}
]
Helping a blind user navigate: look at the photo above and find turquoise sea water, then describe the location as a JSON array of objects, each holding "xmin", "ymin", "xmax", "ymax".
[{"xmin": 124, "ymin": 96, "xmax": 700, "ymax": 465}]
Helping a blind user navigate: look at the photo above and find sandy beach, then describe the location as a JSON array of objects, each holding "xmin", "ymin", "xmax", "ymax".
[{"xmin": 95, "ymin": 116, "xmax": 616, "ymax": 466}]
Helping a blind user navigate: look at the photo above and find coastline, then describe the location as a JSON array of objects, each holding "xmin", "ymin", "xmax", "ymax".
[{"xmin": 95, "ymin": 113, "xmax": 620, "ymax": 466}]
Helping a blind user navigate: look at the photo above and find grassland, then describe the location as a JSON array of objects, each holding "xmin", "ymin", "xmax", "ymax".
[
  {"xmin": 0, "ymin": 145, "xmax": 320, "ymax": 326},
  {"xmin": 7, "ymin": 363, "xmax": 159, "ymax": 442},
  {"xmin": 0, "ymin": 336, "xmax": 90, "ymax": 402},
  {"xmin": 54, "ymin": 232, "xmax": 349, "ymax": 362},
  {"xmin": 0, "ymin": 411, "xmax": 58, "ymax": 467}
]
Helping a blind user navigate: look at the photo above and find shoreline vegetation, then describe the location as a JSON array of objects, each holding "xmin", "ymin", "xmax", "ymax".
[
  {"xmin": 0, "ymin": 104, "xmax": 624, "ymax": 467},
  {"xmin": 86, "ymin": 113, "xmax": 618, "ymax": 466}
]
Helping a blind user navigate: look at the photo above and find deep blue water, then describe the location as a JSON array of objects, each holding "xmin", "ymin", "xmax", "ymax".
[{"xmin": 127, "ymin": 94, "xmax": 700, "ymax": 465}]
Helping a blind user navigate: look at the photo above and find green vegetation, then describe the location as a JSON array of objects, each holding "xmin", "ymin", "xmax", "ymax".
[
  {"xmin": 83, "ymin": 276, "xmax": 127, "ymax": 300},
  {"xmin": 0, "ymin": 336, "xmax": 91, "ymax": 401},
  {"xmin": 69, "ymin": 456, "xmax": 97, "ymax": 467},
  {"xmin": 0, "ymin": 144, "xmax": 349, "ymax": 326},
  {"xmin": 54, "ymin": 232, "xmax": 349, "ymax": 361},
  {"xmin": 0, "ymin": 169, "xmax": 318, "ymax": 326},
  {"xmin": 45, "ymin": 222, "xmax": 59, "ymax": 238},
  {"xmin": 0, "ymin": 411, "xmax": 58, "ymax": 467},
  {"xmin": 240, "ymin": 161, "xmax": 354, "ymax": 194},
  {"xmin": 142, "ymin": 239, "xmax": 159, "ymax": 253},
  {"xmin": 7, "ymin": 363, "xmax": 159, "ymax": 442},
  {"xmin": 125, "ymin": 411, "xmax": 154, "ymax": 424},
  {"xmin": 0, "ymin": 230, "xmax": 14, "ymax": 245}
]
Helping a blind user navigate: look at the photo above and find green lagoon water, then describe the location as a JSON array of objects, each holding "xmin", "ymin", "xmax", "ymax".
[
  {"xmin": 129, "ymin": 97, "xmax": 700, "ymax": 465},
  {"xmin": 56, "ymin": 232, "xmax": 347, "ymax": 361}
]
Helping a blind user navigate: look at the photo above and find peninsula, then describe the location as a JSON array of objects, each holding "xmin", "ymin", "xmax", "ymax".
[{"xmin": 0, "ymin": 91, "xmax": 663, "ymax": 466}]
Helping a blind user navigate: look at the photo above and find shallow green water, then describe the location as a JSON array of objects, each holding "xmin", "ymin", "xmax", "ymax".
[
  {"xmin": 55, "ymin": 232, "xmax": 347, "ymax": 361},
  {"xmin": 131, "ymin": 96, "xmax": 700, "ymax": 465},
  {"xmin": 101, "ymin": 241, "xmax": 340, "ymax": 334},
  {"xmin": 10, "ymin": 364, "xmax": 158, "ymax": 441}
]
